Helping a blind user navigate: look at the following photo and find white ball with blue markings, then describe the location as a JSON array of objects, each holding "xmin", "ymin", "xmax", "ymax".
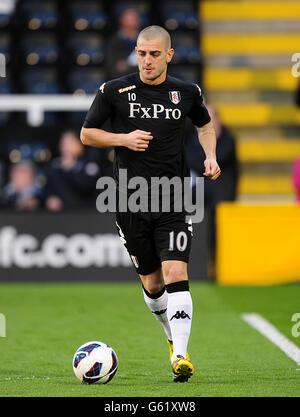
[{"xmin": 73, "ymin": 341, "xmax": 118, "ymax": 384}]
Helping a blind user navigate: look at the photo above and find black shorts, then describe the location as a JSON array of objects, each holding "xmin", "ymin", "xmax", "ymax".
[{"xmin": 116, "ymin": 210, "xmax": 193, "ymax": 275}]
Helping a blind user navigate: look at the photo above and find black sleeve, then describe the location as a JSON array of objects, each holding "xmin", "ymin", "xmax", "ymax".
[
  {"xmin": 83, "ymin": 83, "xmax": 112, "ymax": 128},
  {"xmin": 187, "ymin": 84, "xmax": 211, "ymax": 128}
]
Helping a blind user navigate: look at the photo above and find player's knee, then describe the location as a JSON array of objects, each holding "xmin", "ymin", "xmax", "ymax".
[
  {"xmin": 162, "ymin": 261, "xmax": 188, "ymax": 284},
  {"xmin": 144, "ymin": 281, "xmax": 165, "ymax": 295},
  {"xmin": 139, "ymin": 269, "xmax": 164, "ymax": 295}
]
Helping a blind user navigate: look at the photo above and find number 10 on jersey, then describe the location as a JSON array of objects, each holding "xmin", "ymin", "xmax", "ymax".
[{"xmin": 128, "ymin": 92, "xmax": 136, "ymax": 101}]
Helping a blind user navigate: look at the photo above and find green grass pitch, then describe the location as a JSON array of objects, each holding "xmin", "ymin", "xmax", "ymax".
[{"xmin": 0, "ymin": 281, "xmax": 299, "ymax": 397}]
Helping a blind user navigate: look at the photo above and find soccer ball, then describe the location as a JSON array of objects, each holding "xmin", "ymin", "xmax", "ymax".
[{"xmin": 72, "ymin": 341, "xmax": 118, "ymax": 384}]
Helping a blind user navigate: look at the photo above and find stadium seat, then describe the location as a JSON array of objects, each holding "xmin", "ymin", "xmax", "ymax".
[
  {"xmin": 21, "ymin": 32, "xmax": 59, "ymax": 66},
  {"xmin": 0, "ymin": 113, "xmax": 10, "ymax": 126},
  {"xmin": 66, "ymin": 65, "xmax": 104, "ymax": 124},
  {"xmin": 0, "ymin": 77, "xmax": 12, "ymax": 94},
  {"xmin": 160, "ymin": 0, "xmax": 199, "ymax": 30},
  {"xmin": 0, "ymin": 0, "xmax": 202, "ymax": 128},
  {"xmin": 65, "ymin": 0, "xmax": 108, "ymax": 31},
  {"xmin": 0, "ymin": 69, "xmax": 13, "ymax": 94},
  {"xmin": 110, "ymin": 1, "xmax": 150, "ymax": 28},
  {"xmin": 0, "ymin": 32, "xmax": 11, "ymax": 67},
  {"xmin": 171, "ymin": 31, "xmax": 201, "ymax": 64},
  {"xmin": 21, "ymin": 68, "xmax": 61, "ymax": 94},
  {"xmin": 0, "ymin": 0, "xmax": 16, "ymax": 29},
  {"xmin": 168, "ymin": 64, "xmax": 201, "ymax": 84},
  {"xmin": 18, "ymin": 0, "xmax": 59, "ymax": 30},
  {"xmin": 66, "ymin": 32, "xmax": 105, "ymax": 66},
  {"xmin": 67, "ymin": 67, "xmax": 106, "ymax": 95},
  {"xmin": 6, "ymin": 142, "xmax": 52, "ymax": 164},
  {"xmin": 0, "ymin": 26, "xmax": 13, "ymax": 122}
]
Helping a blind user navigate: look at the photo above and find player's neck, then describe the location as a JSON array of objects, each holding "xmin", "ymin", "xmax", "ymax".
[{"xmin": 139, "ymin": 70, "xmax": 167, "ymax": 86}]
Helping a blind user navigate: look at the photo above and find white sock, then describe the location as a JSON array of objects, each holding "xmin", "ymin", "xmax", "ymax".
[
  {"xmin": 142, "ymin": 286, "xmax": 172, "ymax": 341},
  {"xmin": 166, "ymin": 283, "xmax": 193, "ymax": 363}
]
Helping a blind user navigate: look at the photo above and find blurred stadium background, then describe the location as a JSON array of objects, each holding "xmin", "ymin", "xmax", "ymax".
[{"xmin": 0, "ymin": 0, "xmax": 299, "ymax": 286}]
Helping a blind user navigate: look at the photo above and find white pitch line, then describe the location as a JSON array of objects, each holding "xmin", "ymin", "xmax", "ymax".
[{"xmin": 241, "ymin": 313, "xmax": 300, "ymax": 366}]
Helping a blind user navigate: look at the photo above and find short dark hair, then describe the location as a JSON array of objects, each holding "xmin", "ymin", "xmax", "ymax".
[{"xmin": 137, "ymin": 25, "xmax": 171, "ymax": 51}]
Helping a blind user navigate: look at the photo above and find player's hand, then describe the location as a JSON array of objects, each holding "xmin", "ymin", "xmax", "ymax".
[
  {"xmin": 124, "ymin": 130, "xmax": 153, "ymax": 152},
  {"xmin": 203, "ymin": 158, "xmax": 221, "ymax": 180}
]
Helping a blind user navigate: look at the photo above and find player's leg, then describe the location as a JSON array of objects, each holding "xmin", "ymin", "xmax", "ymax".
[
  {"xmin": 154, "ymin": 210, "xmax": 194, "ymax": 381},
  {"xmin": 116, "ymin": 211, "xmax": 172, "ymax": 341},
  {"xmin": 162, "ymin": 260, "xmax": 194, "ymax": 382},
  {"xmin": 139, "ymin": 268, "xmax": 172, "ymax": 342},
  {"xmin": 162, "ymin": 260, "xmax": 193, "ymax": 361}
]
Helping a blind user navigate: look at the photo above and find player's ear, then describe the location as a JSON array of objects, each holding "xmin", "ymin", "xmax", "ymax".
[{"xmin": 166, "ymin": 48, "xmax": 174, "ymax": 64}]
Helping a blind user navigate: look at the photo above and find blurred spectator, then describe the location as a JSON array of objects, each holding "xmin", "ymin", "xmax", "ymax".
[
  {"xmin": 187, "ymin": 105, "xmax": 239, "ymax": 204},
  {"xmin": 185, "ymin": 104, "xmax": 239, "ymax": 278},
  {"xmin": 204, "ymin": 105, "xmax": 239, "ymax": 203},
  {"xmin": 0, "ymin": 160, "xmax": 43, "ymax": 211},
  {"xmin": 105, "ymin": 8, "xmax": 140, "ymax": 79},
  {"xmin": 44, "ymin": 129, "xmax": 100, "ymax": 211},
  {"xmin": 292, "ymin": 156, "xmax": 300, "ymax": 202}
]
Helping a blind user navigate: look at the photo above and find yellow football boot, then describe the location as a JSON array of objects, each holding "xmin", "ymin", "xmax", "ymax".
[
  {"xmin": 167, "ymin": 339, "xmax": 191, "ymax": 362},
  {"xmin": 172, "ymin": 355, "xmax": 194, "ymax": 383},
  {"xmin": 167, "ymin": 340, "xmax": 194, "ymax": 382}
]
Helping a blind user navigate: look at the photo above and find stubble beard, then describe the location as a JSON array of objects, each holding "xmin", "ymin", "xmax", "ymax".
[{"xmin": 140, "ymin": 66, "xmax": 167, "ymax": 84}]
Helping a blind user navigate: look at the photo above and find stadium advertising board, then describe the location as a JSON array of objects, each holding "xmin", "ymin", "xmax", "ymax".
[{"xmin": 0, "ymin": 212, "xmax": 208, "ymax": 282}]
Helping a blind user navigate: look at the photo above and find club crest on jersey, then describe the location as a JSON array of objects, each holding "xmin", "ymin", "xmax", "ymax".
[{"xmin": 169, "ymin": 91, "xmax": 181, "ymax": 105}]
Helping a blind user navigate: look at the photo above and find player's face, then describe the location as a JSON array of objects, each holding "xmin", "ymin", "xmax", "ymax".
[{"xmin": 135, "ymin": 38, "xmax": 174, "ymax": 85}]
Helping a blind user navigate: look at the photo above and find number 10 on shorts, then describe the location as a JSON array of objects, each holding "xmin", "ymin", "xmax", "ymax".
[{"xmin": 169, "ymin": 231, "xmax": 188, "ymax": 252}]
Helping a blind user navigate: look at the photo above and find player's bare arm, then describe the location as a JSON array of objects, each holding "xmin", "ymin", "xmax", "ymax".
[
  {"xmin": 198, "ymin": 120, "xmax": 221, "ymax": 181},
  {"xmin": 80, "ymin": 127, "xmax": 153, "ymax": 152}
]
